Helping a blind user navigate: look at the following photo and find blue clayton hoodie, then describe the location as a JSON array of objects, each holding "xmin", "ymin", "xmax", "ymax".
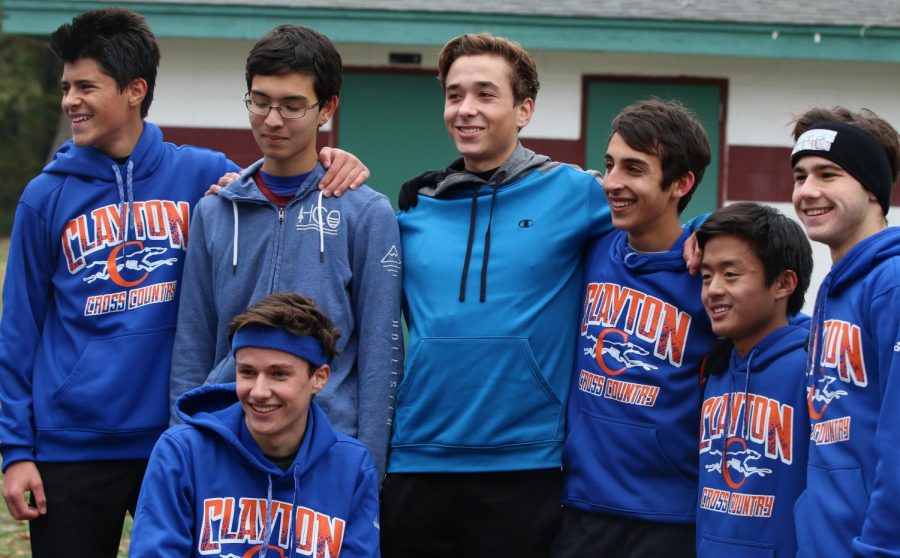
[
  {"xmin": 697, "ymin": 324, "xmax": 810, "ymax": 557},
  {"xmin": 129, "ymin": 384, "xmax": 380, "ymax": 558},
  {"xmin": 562, "ymin": 228, "xmax": 716, "ymax": 523},
  {"xmin": 169, "ymin": 159, "xmax": 402, "ymax": 478},
  {"xmin": 795, "ymin": 227, "xmax": 900, "ymax": 558},
  {"xmin": 388, "ymin": 144, "xmax": 612, "ymax": 473},
  {"xmin": 0, "ymin": 122, "xmax": 235, "ymax": 468}
]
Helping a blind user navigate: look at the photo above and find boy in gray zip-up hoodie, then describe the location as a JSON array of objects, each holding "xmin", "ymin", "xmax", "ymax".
[{"xmin": 169, "ymin": 24, "xmax": 402, "ymax": 478}]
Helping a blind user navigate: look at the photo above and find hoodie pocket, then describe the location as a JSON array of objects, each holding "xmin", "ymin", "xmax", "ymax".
[
  {"xmin": 394, "ymin": 337, "xmax": 562, "ymax": 448},
  {"xmin": 50, "ymin": 329, "xmax": 173, "ymax": 432},
  {"xmin": 563, "ymin": 412, "xmax": 696, "ymax": 516},
  {"xmin": 698, "ymin": 533, "xmax": 775, "ymax": 558},
  {"xmin": 794, "ymin": 462, "xmax": 868, "ymax": 557}
]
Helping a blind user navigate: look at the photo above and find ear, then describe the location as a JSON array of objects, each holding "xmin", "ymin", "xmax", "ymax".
[
  {"xmin": 669, "ymin": 171, "xmax": 697, "ymax": 200},
  {"xmin": 772, "ymin": 269, "xmax": 798, "ymax": 302},
  {"xmin": 515, "ymin": 97, "xmax": 535, "ymax": 130},
  {"xmin": 318, "ymin": 96, "xmax": 339, "ymax": 127},
  {"xmin": 126, "ymin": 78, "xmax": 148, "ymax": 110},
  {"xmin": 310, "ymin": 364, "xmax": 330, "ymax": 394}
]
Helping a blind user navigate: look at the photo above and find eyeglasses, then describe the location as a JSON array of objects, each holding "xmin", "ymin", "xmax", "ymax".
[{"xmin": 244, "ymin": 92, "xmax": 323, "ymax": 119}]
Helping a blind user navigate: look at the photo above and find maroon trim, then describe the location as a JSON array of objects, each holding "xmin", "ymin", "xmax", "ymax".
[
  {"xmin": 579, "ymin": 75, "xmax": 729, "ymax": 208},
  {"xmin": 159, "ymin": 126, "xmax": 333, "ymax": 168}
]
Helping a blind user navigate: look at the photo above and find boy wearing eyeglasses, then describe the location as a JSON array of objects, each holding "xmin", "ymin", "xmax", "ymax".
[{"xmin": 168, "ymin": 24, "xmax": 401, "ymax": 479}]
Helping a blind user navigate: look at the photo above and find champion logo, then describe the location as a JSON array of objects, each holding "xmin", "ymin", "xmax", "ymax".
[
  {"xmin": 894, "ymin": 341, "xmax": 900, "ymax": 352},
  {"xmin": 518, "ymin": 219, "xmax": 535, "ymax": 228}
]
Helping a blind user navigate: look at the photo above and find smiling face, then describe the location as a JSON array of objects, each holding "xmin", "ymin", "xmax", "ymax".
[
  {"xmin": 235, "ymin": 346, "xmax": 328, "ymax": 458},
  {"xmin": 792, "ymin": 155, "xmax": 885, "ymax": 262},
  {"xmin": 701, "ymin": 234, "xmax": 793, "ymax": 356},
  {"xmin": 603, "ymin": 133, "xmax": 693, "ymax": 252},
  {"xmin": 61, "ymin": 57, "xmax": 146, "ymax": 159},
  {"xmin": 443, "ymin": 54, "xmax": 534, "ymax": 172},
  {"xmin": 248, "ymin": 72, "xmax": 337, "ymax": 177}
]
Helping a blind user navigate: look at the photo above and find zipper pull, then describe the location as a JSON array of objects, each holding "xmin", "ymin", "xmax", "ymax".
[{"xmin": 279, "ymin": 206, "xmax": 285, "ymax": 222}]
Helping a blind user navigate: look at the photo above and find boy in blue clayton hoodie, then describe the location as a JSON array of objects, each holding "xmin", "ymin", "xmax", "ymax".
[
  {"xmin": 130, "ymin": 292, "xmax": 379, "ymax": 557},
  {"xmin": 555, "ymin": 100, "xmax": 716, "ymax": 558},
  {"xmin": 695, "ymin": 202, "xmax": 813, "ymax": 557},
  {"xmin": 789, "ymin": 108, "xmax": 900, "ymax": 557},
  {"xmin": 0, "ymin": 9, "xmax": 366, "ymax": 558},
  {"xmin": 168, "ymin": 25, "xmax": 401, "ymax": 478}
]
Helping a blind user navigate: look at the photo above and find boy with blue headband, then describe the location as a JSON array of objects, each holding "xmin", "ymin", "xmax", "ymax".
[
  {"xmin": 789, "ymin": 107, "xmax": 900, "ymax": 558},
  {"xmin": 130, "ymin": 292, "xmax": 380, "ymax": 557}
]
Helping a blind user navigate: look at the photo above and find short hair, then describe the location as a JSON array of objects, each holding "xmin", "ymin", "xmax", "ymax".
[
  {"xmin": 696, "ymin": 202, "xmax": 813, "ymax": 316},
  {"xmin": 49, "ymin": 7, "xmax": 160, "ymax": 119},
  {"xmin": 437, "ymin": 33, "xmax": 539, "ymax": 105},
  {"xmin": 610, "ymin": 99, "xmax": 712, "ymax": 214},
  {"xmin": 792, "ymin": 106, "xmax": 900, "ymax": 186},
  {"xmin": 245, "ymin": 25, "xmax": 343, "ymax": 103},
  {"xmin": 228, "ymin": 292, "xmax": 341, "ymax": 366}
]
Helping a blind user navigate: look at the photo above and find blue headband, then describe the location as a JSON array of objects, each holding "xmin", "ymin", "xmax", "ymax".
[
  {"xmin": 791, "ymin": 121, "xmax": 894, "ymax": 215},
  {"xmin": 231, "ymin": 326, "xmax": 329, "ymax": 368}
]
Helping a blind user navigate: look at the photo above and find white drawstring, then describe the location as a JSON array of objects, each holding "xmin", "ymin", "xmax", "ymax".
[
  {"xmin": 232, "ymin": 201, "xmax": 239, "ymax": 273},
  {"xmin": 316, "ymin": 190, "xmax": 325, "ymax": 263}
]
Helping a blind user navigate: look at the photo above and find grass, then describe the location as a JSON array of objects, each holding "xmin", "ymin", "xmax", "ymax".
[{"xmin": 0, "ymin": 238, "xmax": 131, "ymax": 556}]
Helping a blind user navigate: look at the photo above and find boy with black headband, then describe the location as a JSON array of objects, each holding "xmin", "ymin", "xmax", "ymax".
[
  {"xmin": 790, "ymin": 108, "xmax": 900, "ymax": 557},
  {"xmin": 130, "ymin": 292, "xmax": 379, "ymax": 557}
]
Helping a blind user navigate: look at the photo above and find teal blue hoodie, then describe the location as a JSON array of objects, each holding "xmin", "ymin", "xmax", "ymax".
[{"xmin": 389, "ymin": 144, "xmax": 612, "ymax": 473}]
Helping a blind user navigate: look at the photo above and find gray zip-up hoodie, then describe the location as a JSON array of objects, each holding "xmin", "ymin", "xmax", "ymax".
[{"xmin": 169, "ymin": 159, "xmax": 402, "ymax": 477}]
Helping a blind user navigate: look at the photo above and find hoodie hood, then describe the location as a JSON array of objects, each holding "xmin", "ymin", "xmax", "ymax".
[
  {"xmin": 611, "ymin": 226, "xmax": 692, "ymax": 274},
  {"xmin": 44, "ymin": 120, "xmax": 166, "ymax": 182},
  {"xmin": 419, "ymin": 143, "xmax": 554, "ymax": 198},
  {"xmin": 219, "ymin": 159, "xmax": 326, "ymax": 204},
  {"xmin": 175, "ymin": 383, "xmax": 336, "ymax": 478},
  {"xmin": 826, "ymin": 226, "xmax": 900, "ymax": 295},
  {"xmin": 731, "ymin": 322, "xmax": 810, "ymax": 374}
]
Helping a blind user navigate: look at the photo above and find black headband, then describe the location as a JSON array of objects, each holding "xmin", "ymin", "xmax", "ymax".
[{"xmin": 791, "ymin": 121, "xmax": 893, "ymax": 215}]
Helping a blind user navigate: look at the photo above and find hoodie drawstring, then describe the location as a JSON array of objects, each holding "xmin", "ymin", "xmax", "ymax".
[
  {"xmin": 258, "ymin": 474, "xmax": 274, "ymax": 558},
  {"xmin": 459, "ymin": 188, "xmax": 479, "ymax": 302},
  {"xmin": 459, "ymin": 185, "xmax": 497, "ymax": 302},
  {"xmin": 288, "ymin": 468, "xmax": 301, "ymax": 556},
  {"xmin": 112, "ymin": 161, "xmax": 135, "ymax": 257},
  {"xmin": 232, "ymin": 201, "xmax": 239, "ymax": 274},
  {"xmin": 722, "ymin": 349, "xmax": 755, "ymax": 470},
  {"xmin": 317, "ymin": 190, "xmax": 325, "ymax": 263},
  {"xmin": 479, "ymin": 185, "xmax": 498, "ymax": 302}
]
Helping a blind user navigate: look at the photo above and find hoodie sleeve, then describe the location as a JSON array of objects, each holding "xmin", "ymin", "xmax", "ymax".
[
  {"xmin": 338, "ymin": 453, "xmax": 381, "ymax": 558},
  {"xmin": 350, "ymin": 194, "xmax": 403, "ymax": 480},
  {"xmin": 584, "ymin": 169, "xmax": 614, "ymax": 241},
  {"xmin": 852, "ymin": 279, "xmax": 900, "ymax": 558},
  {"xmin": 129, "ymin": 432, "xmax": 196, "ymax": 557},
  {"xmin": 0, "ymin": 195, "xmax": 56, "ymax": 470},
  {"xmin": 169, "ymin": 201, "xmax": 219, "ymax": 424}
]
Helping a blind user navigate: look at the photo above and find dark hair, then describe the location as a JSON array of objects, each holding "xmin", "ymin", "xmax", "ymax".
[
  {"xmin": 610, "ymin": 99, "xmax": 712, "ymax": 214},
  {"xmin": 792, "ymin": 106, "xmax": 900, "ymax": 186},
  {"xmin": 696, "ymin": 202, "xmax": 812, "ymax": 316},
  {"xmin": 438, "ymin": 33, "xmax": 539, "ymax": 105},
  {"xmin": 49, "ymin": 7, "xmax": 160, "ymax": 118},
  {"xmin": 245, "ymin": 25, "xmax": 343, "ymax": 103},
  {"xmin": 228, "ymin": 292, "xmax": 341, "ymax": 365}
]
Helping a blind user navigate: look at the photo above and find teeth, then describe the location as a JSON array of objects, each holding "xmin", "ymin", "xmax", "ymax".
[
  {"xmin": 459, "ymin": 127, "xmax": 482, "ymax": 133},
  {"xmin": 72, "ymin": 116, "xmax": 91, "ymax": 123},
  {"xmin": 252, "ymin": 404, "xmax": 278, "ymax": 413},
  {"xmin": 711, "ymin": 306, "xmax": 728, "ymax": 315},
  {"xmin": 611, "ymin": 200, "xmax": 635, "ymax": 208},
  {"xmin": 805, "ymin": 208, "xmax": 830, "ymax": 216}
]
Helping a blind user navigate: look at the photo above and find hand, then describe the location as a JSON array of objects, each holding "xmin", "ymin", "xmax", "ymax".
[
  {"xmin": 2, "ymin": 461, "xmax": 46, "ymax": 520},
  {"xmin": 683, "ymin": 231, "xmax": 702, "ymax": 275},
  {"xmin": 205, "ymin": 172, "xmax": 240, "ymax": 197},
  {"xmin": 318, "ymin": 147, "xmax": 370, "ymax": 197}
]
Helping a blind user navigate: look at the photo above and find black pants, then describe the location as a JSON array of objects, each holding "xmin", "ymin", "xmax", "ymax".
[
  {"xmin": 381, "ymin": 469, "xmax": 562, "ymax": 558},
  {"xmin": 551, "ymin": 506, "xmax": 696, "ymax": 558},
  {"xmin": 30, "ymin": 460, "xmax": 148, "ymax": 558}
]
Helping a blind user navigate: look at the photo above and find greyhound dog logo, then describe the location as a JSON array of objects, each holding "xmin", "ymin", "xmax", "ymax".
[
  {"xmin": 82, "ymin": 241, "xmax": 177, "ymax": 287},
  {"xmin": 705, "ymin": 438, "xmax": 772, "ymax": 489},
  {"xmin": 807, "ymin": 374, "xmax": 848, "ymax": 420},
  {"xmin": 584, "ymin": 328, "xmax": 658, "ymax": 375}
]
